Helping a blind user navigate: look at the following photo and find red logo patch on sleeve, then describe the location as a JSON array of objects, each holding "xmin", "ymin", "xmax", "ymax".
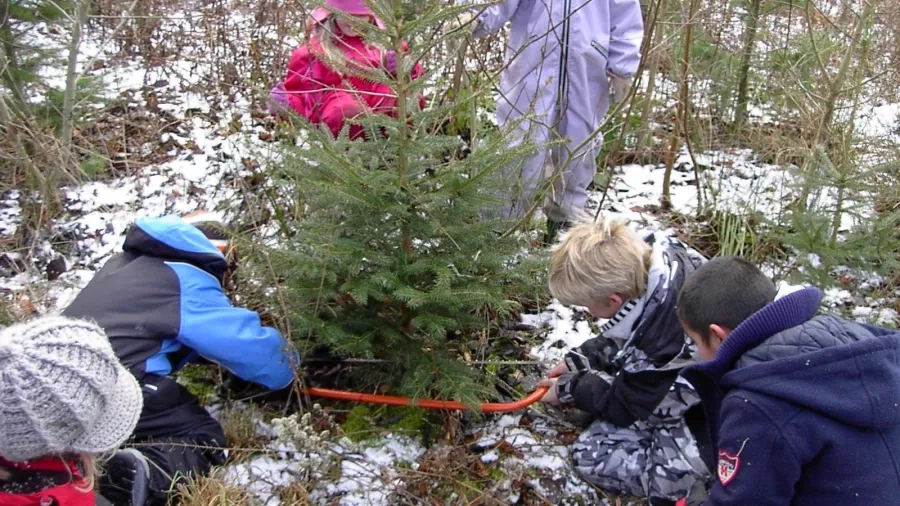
[{"xmin": 717, "ymin": 449, "xmax": 740, "ymax": 486}]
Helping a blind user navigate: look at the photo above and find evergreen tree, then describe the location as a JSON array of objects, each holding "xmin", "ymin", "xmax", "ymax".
[
  {"xmin": 1, "ymin": 0, "xmax": 76, "ymax": 219},
  {"xmin": 1, "ymin": 0, "xmax": 73, "ymax": 119},
  {"xmin": 260, "ymin": 0, "xmax": 547, "ymax": 405}
]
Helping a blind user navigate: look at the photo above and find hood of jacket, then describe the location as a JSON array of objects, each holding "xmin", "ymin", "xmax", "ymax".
[
  {"xmin": 0, "ymin": 457, "xmax": 94, "ymax": 506},
  {"xmin": 689, "ymin": 287, "xmax": 900, "ymax": 430},
  {"xmin": 604, "ymin": 231, "xmax": 705, "ymax": 372},
  {"xmin": 123, "ymin": 215, "xmax": 229, "ymax": 282}
]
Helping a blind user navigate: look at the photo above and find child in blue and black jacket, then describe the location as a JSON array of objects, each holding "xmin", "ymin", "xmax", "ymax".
[
  {"xmin": 676, "ymin": 256, "xmax": 900, "ymax": 506},
  {"xmin": 63, "ymin": 212, "xmax": 297, "ymax": 506}
]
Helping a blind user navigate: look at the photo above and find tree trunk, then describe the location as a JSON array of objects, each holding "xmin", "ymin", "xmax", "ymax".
[
  {"xmin": 829, "ymin": 0, "xmax": 875, "ymax": 245},
  {"xmin": 797, "ymin": 0, "xmax": 874, "ymax": 210},
  {"xmin": 733, "ymin": 0, "xmax": 762, "ymax": 133},
  {"xmin": 637, "ymin": 0, "xmax": 668, "ymax": 149},
  {"xmin": 662, "ymin": 0, "xmax": 698, "ymax": 209},
  {"xmin": 62, "ymin": 0, "xmax": 93, "ymax": 148},
  {"xmin": 819, "ymin": 1, "xmax": 871, "ymax": 134}
]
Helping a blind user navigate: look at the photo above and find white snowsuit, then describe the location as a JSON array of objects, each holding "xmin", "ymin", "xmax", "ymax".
[{"xmin": 471, "ymin": 0, "xmax": 644, "ymax": 222}]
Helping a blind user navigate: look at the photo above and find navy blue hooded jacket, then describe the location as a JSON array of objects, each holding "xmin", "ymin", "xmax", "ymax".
[
  {"xmin": 63, "ymin": 215, "xmax": 295, "ymax": 390},
  {"xmin": 682, "ymin": 286, "xmax": 900, "ymax": 506}
]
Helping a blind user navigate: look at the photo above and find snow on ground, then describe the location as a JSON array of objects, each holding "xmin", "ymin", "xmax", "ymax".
[
  {"xmin": 855, "ymin": 102, "xmax": 900, "ymax": 142},
  {"xmin": 0, "ymin": 111, "xmax": 281, "ymax": 309},
  {"xmin": 526, "ymin": 302, "xmax": 596, "ymax": 365},
  {"xmin": 469, "ymin": 413, "xmax": 603, "ymax": 505},
  {"xmin": 328, "ymin": 436, "xmax": 426, "ymax": 505},
  {"xmin": 1, "ymin": 4, "xmax": 899, "ymax": 505},
  {"xmin": 2, "ymin": 11, "xmax": 288, "ymax": 309},
  {"xmin": 588, "ymin": 147, "xmax": 793, "ymax": 223},
  {"xmin": 227, "ymin": 434, "xmax": 425, "ymax": 506}
]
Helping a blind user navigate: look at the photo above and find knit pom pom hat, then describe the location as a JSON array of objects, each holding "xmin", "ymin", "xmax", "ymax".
[{"xmin": 0, "ymin": 316, "xmax": 143, "ymax": 462}]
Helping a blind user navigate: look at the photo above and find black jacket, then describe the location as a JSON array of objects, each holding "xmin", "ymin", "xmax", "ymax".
[
  {"xmin": 62, "ymin": 215, "xmax": 294, "ymax": 390},
  {"xmin": 556, "ymin": 232, "xmax": 705, "ymax": 427}
]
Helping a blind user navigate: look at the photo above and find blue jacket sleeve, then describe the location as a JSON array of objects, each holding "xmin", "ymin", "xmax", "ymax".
[
  {"xmin": 166, "ymin": 262, "xmax": 297, "ymax": 390},
  {"xmin": 857, "ymin": 322, "xmax": 899, "ymax": 338},
  {"xmin": 703, "ymin": 395, "xmax": 802, "ymax": 505}
]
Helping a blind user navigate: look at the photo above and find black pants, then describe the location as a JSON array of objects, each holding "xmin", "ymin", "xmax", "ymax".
[
  {"xmin": 684, "ymin": 403, "xmax": 715, "ymax": 474},
  {"xmin": 130, "ymin": 375, "xmax": 228, "ymax": 505}
]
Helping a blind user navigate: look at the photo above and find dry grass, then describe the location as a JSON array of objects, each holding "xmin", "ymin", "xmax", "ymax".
[
  {"xmin": 276, "ymin": 482, "xmax": 311, "ymax": 506},
  {"xmin": 217, "ymin": 404, "xmax": 269, "ymax": 463},
  {"xmin": 394, "ymin": 445, "xmax": 508, "ymax": 505},
  {"xmin": 174, "ymin": 470, "xmax": 255, "ymax": 506},
  {"xmin": 392, "ymin": 443, "xmax": 646, "ymax": 506}
]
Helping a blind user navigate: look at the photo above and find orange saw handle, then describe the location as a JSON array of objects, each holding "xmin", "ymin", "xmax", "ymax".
[{"xmin": 303, "ymin": 386, "xmax": 549, "ymax": 413}]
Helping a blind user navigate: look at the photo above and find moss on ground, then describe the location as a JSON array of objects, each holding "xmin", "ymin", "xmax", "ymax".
[
  {"xmin": 177, "ymin": 364, "xmax": 219, "ymax": 404},
  {"xmin": 341, "ymin": 405, "xmax": 375, "ymax": 442},
  {"xmin": 340, "ymin": 404, "xmax": 431, "ymax": 442}
]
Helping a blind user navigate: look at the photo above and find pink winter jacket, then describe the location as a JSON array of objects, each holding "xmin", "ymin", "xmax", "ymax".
[{"xmin": 275, "ymin": 29, "xmax": 425, "ymax": 139}]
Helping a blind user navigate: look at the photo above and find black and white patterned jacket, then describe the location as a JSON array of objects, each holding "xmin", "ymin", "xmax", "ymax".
[{"xmin": 556, "ymin": 231, "xmax": 707, "ymax": 427}]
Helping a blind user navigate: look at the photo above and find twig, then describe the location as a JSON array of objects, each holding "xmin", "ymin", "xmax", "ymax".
[
  {"xmin": 79, "ymin": 0, "xmax": 143, "ymax": 80},
  {"xmin": 303, "ymin": 357, "xmax": 547, "ymax": 366},
  {"xmin": 62, "ymin": 0, "xmax": 92, "ymax": 148}
]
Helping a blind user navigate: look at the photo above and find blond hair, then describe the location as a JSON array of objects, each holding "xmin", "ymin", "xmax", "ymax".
[
  {"xmin": 311, "ymin": 17, "xmax": 347, "ymax": 67},
  {"xmin": 548, "ymin": 219, "xmax": 652, "ymax": 306},
  {"xmin": 310, "ymin": 15, "xmax": 380, "ymax": 73},
  {"xmin": 0, "ymin": 453, "xmax": 97, "ymax": 488}
]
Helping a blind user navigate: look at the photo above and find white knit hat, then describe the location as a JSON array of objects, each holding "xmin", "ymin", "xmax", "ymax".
[{"xmin": 0, "ymin": 316, "xmax": 143, "ymax": 462}]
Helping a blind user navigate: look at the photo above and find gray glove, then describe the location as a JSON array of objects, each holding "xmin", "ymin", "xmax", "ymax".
[
  {"xmin": 450, "ymin": 9, "xmax": 478, "ymax": 32},
  {"xmin": 608, "ymin": 73, "xmax": 633, "ymax": 106},
  {"xmin": 685, "ymin": 477, "xmax": 710, "ymax": 506}
]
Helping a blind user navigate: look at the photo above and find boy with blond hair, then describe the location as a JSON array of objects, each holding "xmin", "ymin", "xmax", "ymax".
[{"xmin": 537, "ymin": 219, "xmax": 710, "ymax": 505}]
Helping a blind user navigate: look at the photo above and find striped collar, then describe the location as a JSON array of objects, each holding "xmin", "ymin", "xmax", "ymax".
[{"xmin": 599, "ymin": 298, "xmax": 640, "ymax": 335}]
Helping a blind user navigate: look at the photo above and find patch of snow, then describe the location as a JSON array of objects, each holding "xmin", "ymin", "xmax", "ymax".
[
  {"xmin": 852, "ymin": 306, "xmax": 874, "ymax": 318},
  {"xmin": 226, "ymin": 414, "xmax": 426, "ymax": 506},
  {"xmin": 823, "ymin": 288, "xmax": 854, "ymax": 308},
  {"xmin": 528, "ymin": 302, "xmax": 596, "ymax": 365},
  {"xmin": 775, "ymin": 280, "xmax": 807, "ymax": 300},
  {"xmin": 586, "ymin": 149, "xmax": 794, "ymax": 229},
  {"xmin": 227, "ymin": 454, "xmax": 295, "ymax": 506},
  {"xmin": 855, "ymin": 102, "xmax": 900, "ymax": 141},
  {"xmin": 852, "ymin": 306, "xmax": 899, "ymax": 327},
  {"xmin": 0, "ymin": 190, "xmax": 21, "ymax": 237},
  {"xmin": 471, "ymin": 414, "xmax": 603, "ymax": 505},
  {"xmin": 327, "ymin": 435, "xmax": 424, "ymax": 506},
  {"xmin": 481, "ymin": 449, "xmax": 500, "ymax": 463},
  {"xmin": 807, "ymin": 253, "xmax": 822, "ymax": 268}
]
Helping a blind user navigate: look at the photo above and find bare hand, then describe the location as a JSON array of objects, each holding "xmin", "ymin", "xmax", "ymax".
[
  {"xmin": 547, "ymin": 360, "xmax": 568, "ymax": 378},
  {"xmin": 537, "ymin": 377, "xmax": 560, "ymax": 405}
]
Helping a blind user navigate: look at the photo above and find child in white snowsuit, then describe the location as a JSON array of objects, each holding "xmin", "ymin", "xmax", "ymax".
[
  {"xmin": 539, "ymin": 219, "xmax": 711, "ymax": 503},
  {"xmin": 466, "ymin": 0, "xmax": 644, "ymax": 227}
]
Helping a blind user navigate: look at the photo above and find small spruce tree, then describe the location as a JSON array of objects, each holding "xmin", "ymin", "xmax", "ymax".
[{"xmin": 262, "ymin": 0, "xmax": 547, "ymax": 405}]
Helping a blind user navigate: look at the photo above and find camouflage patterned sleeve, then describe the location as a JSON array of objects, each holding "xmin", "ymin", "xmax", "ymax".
[
  {"xmin": 565, "ymin": 337, "xmax": 616, "ymax": 372},
  {"xmin": 555, "ymin": 370, "xmax": 609, "ymax": 406},
  {"xmin": 566, "ymin": 367, "xmax": 681, "ymax": 426}
]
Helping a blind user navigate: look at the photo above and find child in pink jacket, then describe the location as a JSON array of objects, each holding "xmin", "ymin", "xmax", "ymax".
[{"xmin": 269, "ymin": 0, "xmax": 425, "ymax": 140}]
